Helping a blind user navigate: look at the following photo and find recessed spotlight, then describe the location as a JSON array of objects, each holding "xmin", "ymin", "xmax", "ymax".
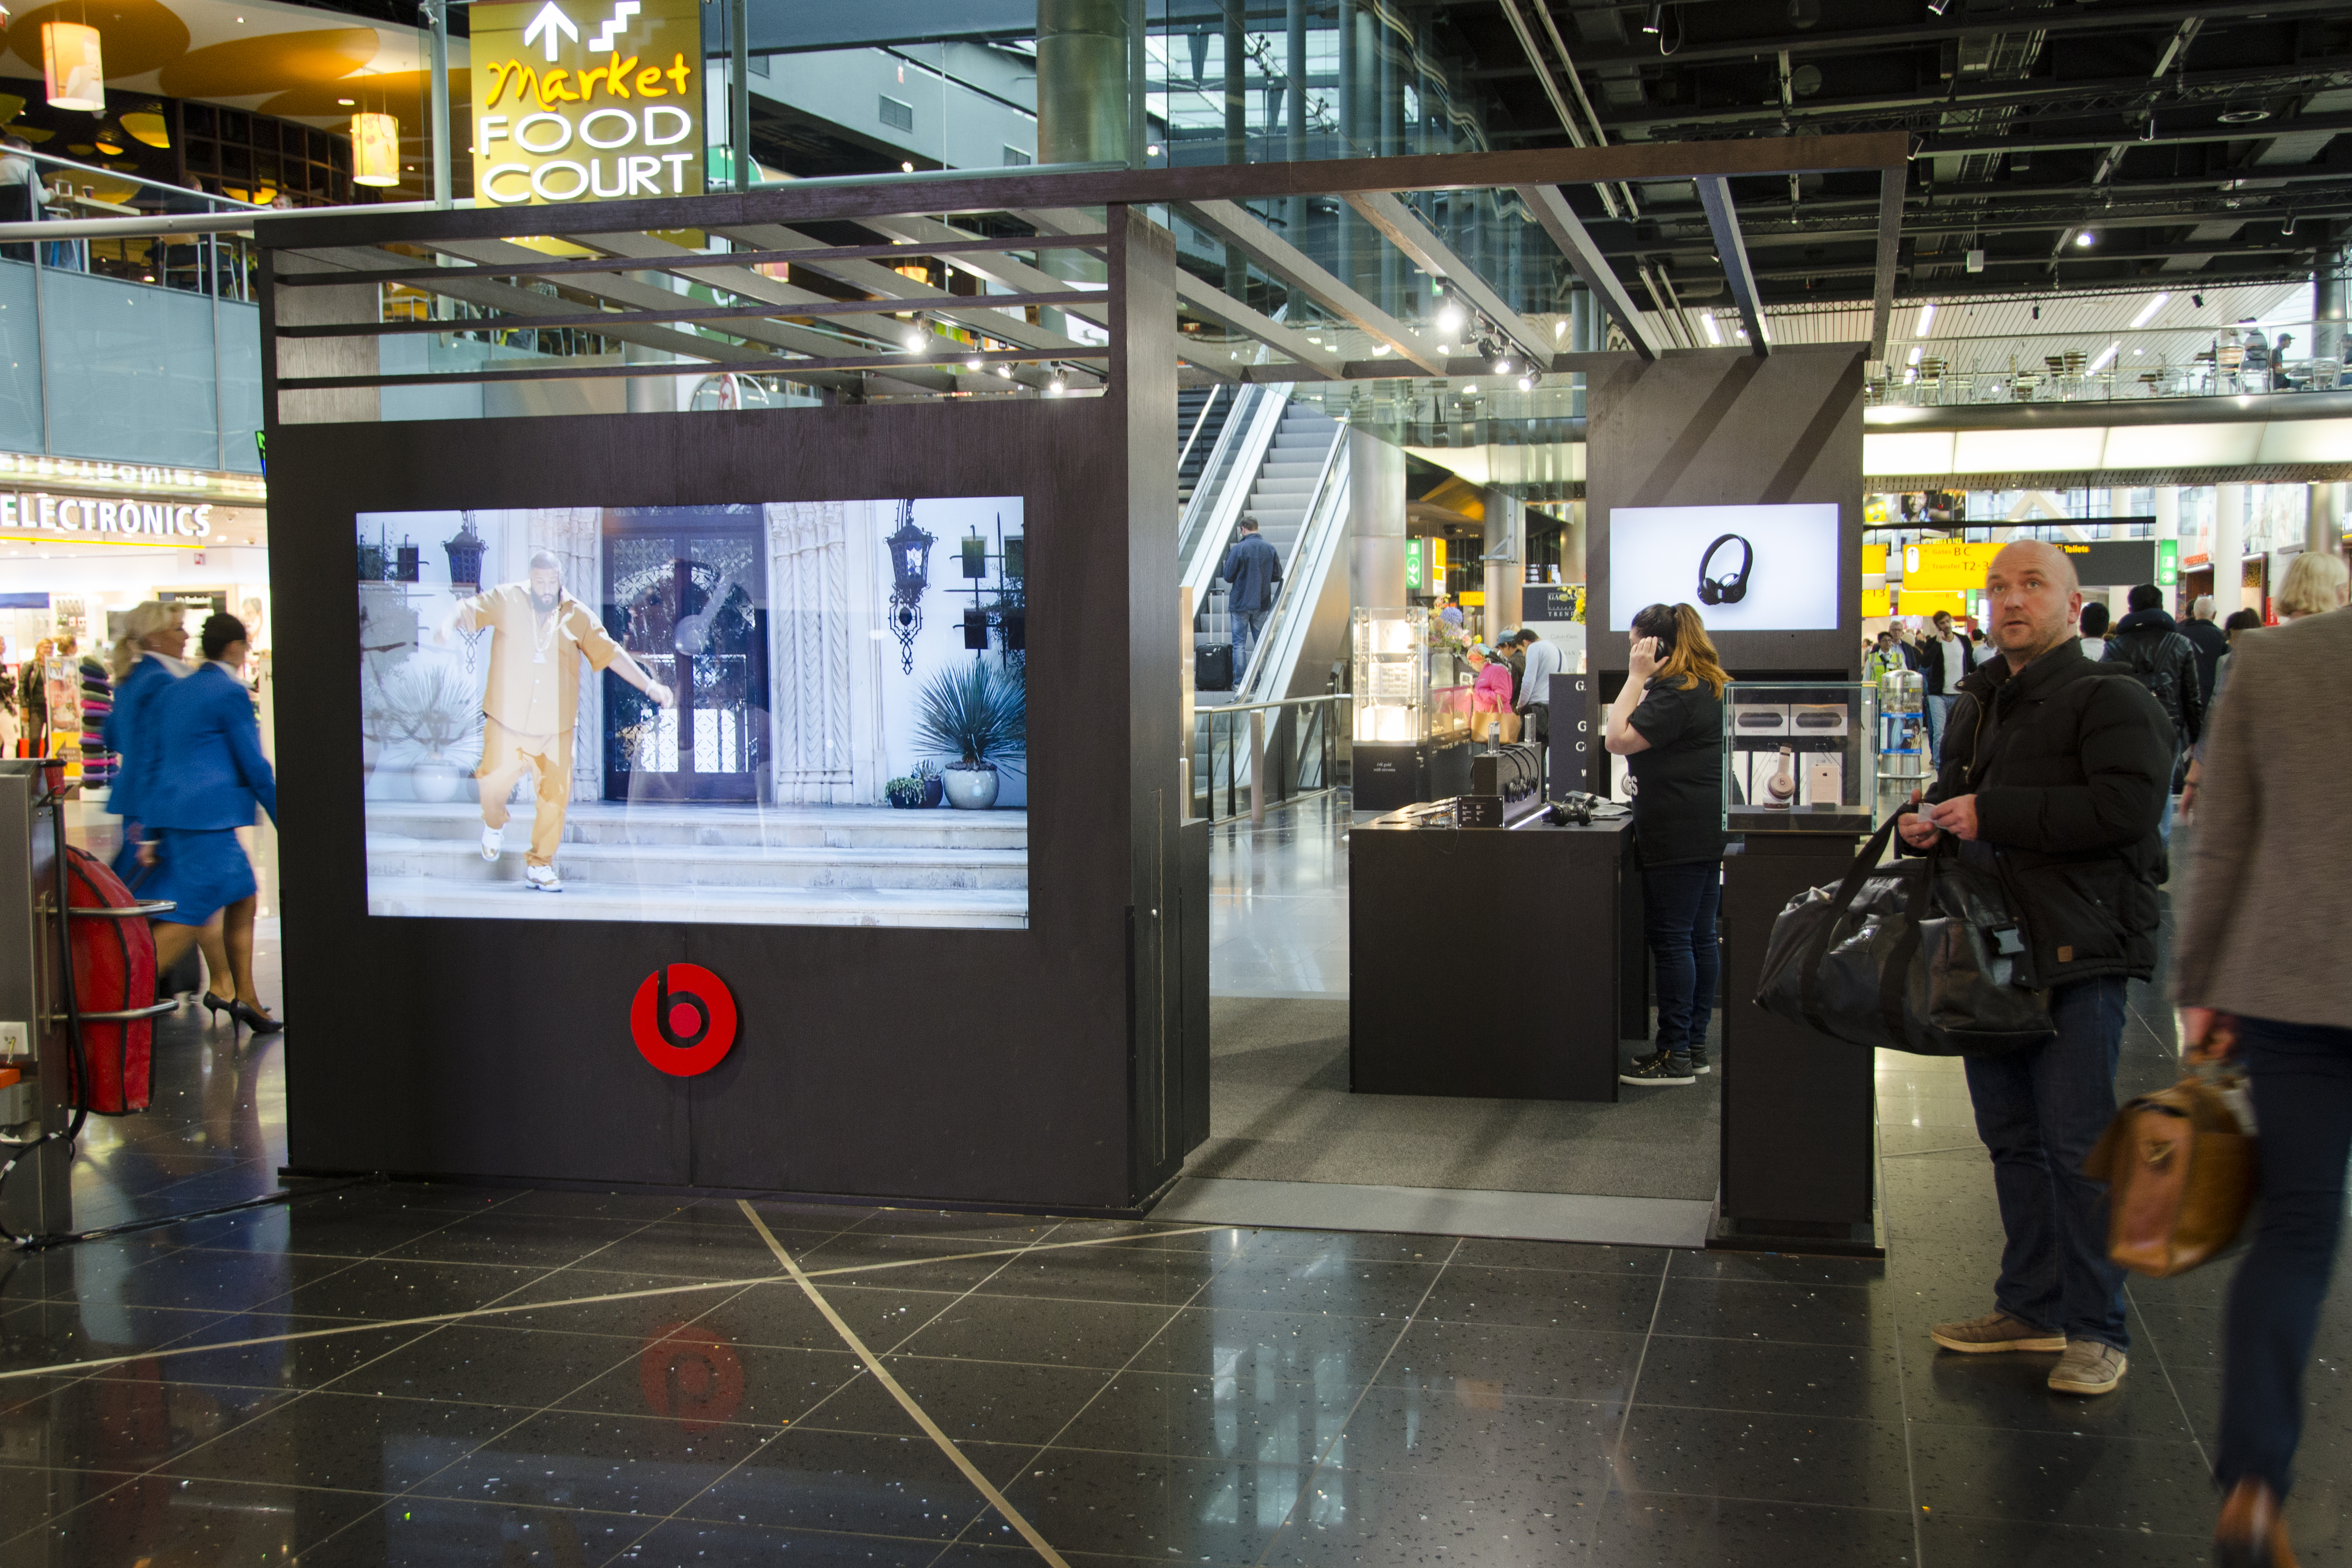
[
  {"xmin": 2074, "ymin": 231, "xmax": 2095, "ymax": 248},
  {"xmin": 900, "ymin": 161, "xmax": 915, "ymax": 173},
  {"xmin": 338, "ymin": 98, "xmax": 355, "ymax": 106}
]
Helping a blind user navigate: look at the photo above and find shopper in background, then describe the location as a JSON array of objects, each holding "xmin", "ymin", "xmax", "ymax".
[
  {"xmin": 1219, "ymin": 516, "xmax": 1282, "ymax": 682},
  {"xmin": 1605, "ymin": 602, "xmax": 1728, "ymax": 1088},
  {"xmin": 1866, "ymin": 630, "xmax": 1903, "ymax": 683},
  {"xmin": 2101, "ymin": 582, "xmax": 2204, "ymax": 837},
  {"xmin": 0, "ymin": 136, "xmax": 40, "ymax": 263},
  {"xmin": 103, "ymin": 602, "xmax": 191, "ymax": 884},
  {"xmin": 1515, "ymin": 628, "xmax": 1562, "ymax": 746},
  {"xmin": 2180, "ymin": 599, "xmax": 2315, "ymax": 825},
  {"xmin": 1899, "ymin": 542, "xmax": 2172, "ymax": 1397},
  {"xmin": 1501, "ymin": 631, "xmax": 1527, "ymax": 706},
  {"xmin": 1465, "ymin": 644, "xmax": 1518, "ymax": 744},
  {"xmin": 1906, "ymin": 609, "xmax": 1975, "ymax": 761},
  {"xmin": 140, "ymin": 614, "xmax": 281, "ymax": 1035},
  {"xmin": 2181, "ymin": 594, "xmax": 2230, "ymax": 705},
  {"xmin": 2172, "ymin": 580, "xmax": 2352, "ymax": 1568},
  {"xmin": 2077, "ymin": 600, "xmax": 2111, "ymax": 660},
  {"xmin": 0, "ymin": 687, "xmax": 17, "ymax": 757},
  {"xmin": 17, "ymin": 637, "xmax": 49, "ymax": 754}
]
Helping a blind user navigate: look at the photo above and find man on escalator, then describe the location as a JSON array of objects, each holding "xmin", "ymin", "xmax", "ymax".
[{"xmin": 1220, "ymin": 517, "xmax": 1283, "ymax": 685}]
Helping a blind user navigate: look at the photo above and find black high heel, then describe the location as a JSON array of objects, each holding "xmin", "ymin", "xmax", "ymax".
[
  {"xmin": 228, "ymin": 999, "xmax": 283, "ymax": 1035},
  {"xmin": 201, "ymin": 991, "xmax": 236, "ymax": 1022}
]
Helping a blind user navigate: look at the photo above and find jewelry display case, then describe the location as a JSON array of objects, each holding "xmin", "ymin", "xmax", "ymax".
[
  {"xmin": 1723, "ymin": 680, "xmax": 1881, "ymax": 834},
  {"xmin": 1352, "ymin": 607, "xmax": 1431, "ymax": 743}
]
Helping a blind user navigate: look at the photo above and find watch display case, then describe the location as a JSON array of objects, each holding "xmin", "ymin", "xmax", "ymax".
[
  {"xmin": 1877, "ymin": 665, "xmax": 1928, "ymax": 781},
  {"xmin": 1352, "ymin": 607, "xmax": 1431, "ymax": 743},
  {"xmin": 1724, "ymin": 680, "xmax": 1881, "ymax": 833}
]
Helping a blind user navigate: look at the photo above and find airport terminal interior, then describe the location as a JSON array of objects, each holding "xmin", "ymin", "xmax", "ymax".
[{"xmin": 0, "ymin": 0, "xmax": 2349, "ymax": 1563}]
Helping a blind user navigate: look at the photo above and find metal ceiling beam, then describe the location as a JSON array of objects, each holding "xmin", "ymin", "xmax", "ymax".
[
  {"xmin": 1342, "ymin": 191, "xmax": 1554, "ymax": 364},
  {"xmin": 1568, "ymin": 0, "xmax": 2340, "ymax": 71},
  {"xmin": 1181, "ymin": 198, "xmax": 1449, "ymax": 374},
  {"xmin": 1920, "ymin": 110, "xmax": 2352, "ymax": 161},
  {"xmin": 1516, "ymin": 184, "xmax": 1662, "ymax": 360},
  {"xmin": 1695, "ymin": 178, "xmax": 1767, "ymax": 359},
  {"xmin": 1868, "ymin": 166, "xmax": 1905, "ymax": 362},
  {"xmin": 1494, "ymin": 0, "xmax": 1620, "ymax": 219},
  {"xmin": 1016, "ymin": 203, "xmax": 1342, "ymax": 378}
]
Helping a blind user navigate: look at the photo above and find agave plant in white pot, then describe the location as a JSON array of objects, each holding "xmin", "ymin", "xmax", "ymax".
[
  {"xmin": 392, "ymin": 661, "xmax": 483, "ymax": 804},
  {"xmin": 914, "ymin": 660, "xmax": 1025, "ymax": 809}
]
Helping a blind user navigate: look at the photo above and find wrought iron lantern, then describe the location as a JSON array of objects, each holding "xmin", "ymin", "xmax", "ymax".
[
  {"xmin": 443, "ymin": 513, "xmax": 485, "ymax": 593},
  {"xmin": 885, "ymin": 500, "xmax": 934, "ymax": 674}
]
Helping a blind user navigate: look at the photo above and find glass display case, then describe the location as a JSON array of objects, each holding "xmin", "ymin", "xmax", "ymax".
[
  {"xmin": 1877, "ymin": 665, "xmax": 1928, "ymax": 781},
  {"xmin": 1352, "ymin": 607, "xmax": 1430, "ymax": 743},
  {"xmin": 1724, "ymin": 680, "xmax": 1881, "ymax": 833}
]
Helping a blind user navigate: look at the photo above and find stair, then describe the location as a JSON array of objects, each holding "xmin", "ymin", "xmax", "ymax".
[
  {"xmin": 1177, "ymin": 385, "xmax": 1235, "ymax": 511},
  {"xmin": 364, "ymin": 801, "xmax": 1028, "ymax": 927},
  {"xmin": 1195, "ymin": 403, "xmax": 1342, "ymax": 679}
]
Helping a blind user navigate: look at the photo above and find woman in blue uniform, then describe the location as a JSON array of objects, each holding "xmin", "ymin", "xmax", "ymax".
[
  {"xmin": 140, "ymin": 613, "xmax": 281, "ymax": 1033},
  {"xmin": 103, "ymin": 600, "xmax": 190, "ymax": 882}
]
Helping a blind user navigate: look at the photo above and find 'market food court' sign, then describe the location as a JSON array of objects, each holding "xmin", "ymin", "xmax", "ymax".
[{"xmin": 470, "ymin": 0, "xmax": 704, "ymax": 206}]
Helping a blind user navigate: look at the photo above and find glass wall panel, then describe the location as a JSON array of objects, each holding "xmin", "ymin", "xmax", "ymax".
[
  {"xmin": 0, "ymin": 260, "xmax": 42, "ymax": 452},
  {"xmin": 42, "ymin": 270, "xmax": 221, "ymax": 468}
]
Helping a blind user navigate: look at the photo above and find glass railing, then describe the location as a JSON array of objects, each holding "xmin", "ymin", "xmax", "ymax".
[
  {"xmin": 1191, "ymin": 693, "xmax": 1349, "ymax": 824},
  {"xmin": 1867, "ymin": 321, "xmax": 2345, "ymax": 410}
]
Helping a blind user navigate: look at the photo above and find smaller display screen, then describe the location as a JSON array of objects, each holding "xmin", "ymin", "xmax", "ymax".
[{"xmin": 1608, "ymin": 503, "xmax": 1841, "ymax": 632}]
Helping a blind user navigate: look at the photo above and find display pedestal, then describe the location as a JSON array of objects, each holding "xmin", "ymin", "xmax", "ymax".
[
  {"xmin": 1351, "ymin": 739, "xmax": 1471, "ymax": 812},
  {"xmin": 1716, "ymin": 832, "xmax": 1880, "ymax": 1254},
  {"xmin": 1350, "ymin": 812, "xmax": 1637, "ymax": 1102}
]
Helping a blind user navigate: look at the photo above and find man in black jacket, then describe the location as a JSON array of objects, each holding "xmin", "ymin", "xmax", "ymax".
[
  {"xmin": 1897, "ymin": 541, "xmax": 2174, "ymax": 1400},
  {"xmin": 1218, "ymin": 518, "xmax": 1283, "ymax": 683},
  {"xmin": 2100, "ymin": 582, "xmax": 2204, "ymax": 820},
  {"xmin": 2178, "ymin": 594, "xmax": 2229, "ymax": 704}
]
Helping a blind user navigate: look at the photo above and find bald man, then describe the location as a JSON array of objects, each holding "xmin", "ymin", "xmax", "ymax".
[{"xmin": 1897, "ymin": 541, "xmax": 2175, "ymax": 1399}]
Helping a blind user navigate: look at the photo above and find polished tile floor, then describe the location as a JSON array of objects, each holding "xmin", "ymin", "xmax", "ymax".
[{"xmin": 3, "ymin": 819, "xmax": 2347, "ymax": 1566}]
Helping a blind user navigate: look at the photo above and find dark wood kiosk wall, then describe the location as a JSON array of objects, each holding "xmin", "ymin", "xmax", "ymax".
[
  {"xmin": 263, "ymin": 210, "xmax": 1196, "ymax": 1212},
  {"xmin": 1583, "ymin": 345, "xmax": 1876, "ymax": 1251}
]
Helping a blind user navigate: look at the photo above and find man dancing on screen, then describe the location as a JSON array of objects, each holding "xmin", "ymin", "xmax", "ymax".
[{"xmin": 441, "ymin": 551, "xmax": 674, "ymax": 893}]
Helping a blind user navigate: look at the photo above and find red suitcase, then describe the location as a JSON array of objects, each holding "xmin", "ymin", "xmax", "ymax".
[{"xmin": 62, "ymin": 846, "xmax": 156, "ymax": 1115}]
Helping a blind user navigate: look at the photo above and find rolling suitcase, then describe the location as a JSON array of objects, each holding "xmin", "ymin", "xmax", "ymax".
[{"xmin": 1195, "ymin": 642, "xmax": 1235, "ymax": 692}]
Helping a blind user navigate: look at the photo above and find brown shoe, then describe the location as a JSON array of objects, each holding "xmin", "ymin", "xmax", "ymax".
[
  {"xmin": 2047, "ymin": 1338, "xmax": 2127, "ymax": 1395},
  {"xmin": 2216, "ymin": 1477, "xmax": 2298, "ymax": 1568},
  {"xmin": 1929, "ymin": 1310, "xmax": 2065, "ymax": 1354}
]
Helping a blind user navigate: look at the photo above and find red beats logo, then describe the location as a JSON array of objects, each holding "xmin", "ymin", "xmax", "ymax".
[{"xmin": 630, "ymin": 964, "xmax": 737, "ymax": 1076}]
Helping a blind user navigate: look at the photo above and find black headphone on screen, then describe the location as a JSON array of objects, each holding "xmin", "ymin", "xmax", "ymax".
[{"xmin": 1698, "ymin": 533, "xmax": 1753, "ymax": 606}]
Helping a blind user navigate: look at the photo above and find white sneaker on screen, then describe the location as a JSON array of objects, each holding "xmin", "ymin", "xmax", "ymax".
[{"xmin": 480, "ymin": 827, "xmax": 503, "ymax": 863}]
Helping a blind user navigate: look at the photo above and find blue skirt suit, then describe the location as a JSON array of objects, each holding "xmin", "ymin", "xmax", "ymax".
[
  {"xmin": 141, "ymin": 661, "xmax": 278, "ymax": 927},
  {"xmin": 100, "ymin": 652, "xmax": 186, "ymax": 884}
]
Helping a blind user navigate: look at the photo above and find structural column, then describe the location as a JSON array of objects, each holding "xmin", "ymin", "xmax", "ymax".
[
  {"xmin": 1037, "ymin": 0, "xmax": 1131, "ymax": 163},
  {"xmin": 1347, "ymin": 427, "xmax": 1406, "ymax": 610},
  {"xmin": 2310, "ymin": 482, "xmax": 2346, "ymax": 556},
  {"xmin": 1483, "ymin": 486, "xmax": 1520, "ymax": 641},
  {"xmin": 2214, "ymin": 483, "xmax": 2247, "ymax": 613}
]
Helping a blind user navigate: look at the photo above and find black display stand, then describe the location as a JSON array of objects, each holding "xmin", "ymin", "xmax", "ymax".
[
  {"xmin": 1716, "ymin": 832, "xmax": 1879, "ymax": 1253},
  {"xmin": 1349, "ymin": 812, "xmax": 1637, "ymax": 1103},
  {"xmin": 1351, "ymin": 739, "xmax": 1472, "ymax": 812}
]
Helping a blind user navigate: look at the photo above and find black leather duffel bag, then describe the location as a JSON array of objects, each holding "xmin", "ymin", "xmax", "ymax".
[{"xmin": 1753, "ymin": 807, "xmax": 2056, "ymax": 1057}]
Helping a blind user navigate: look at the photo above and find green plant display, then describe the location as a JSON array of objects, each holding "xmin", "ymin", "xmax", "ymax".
[{"xmin": 914, "ymin": 659, "xmax": 1026, "ymax": 772}]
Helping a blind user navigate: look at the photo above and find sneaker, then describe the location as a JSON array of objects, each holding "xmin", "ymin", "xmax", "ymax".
[
  {"xmin": 1930, "ymin": 1310, "xmax": 2065, "ymax": 1354},
  {"xmin": 1689, "ymin": 1047, "xmax": 1712, "ymax": 1075},
  {"xmin": 2048, "ymin": 1339, "xmax": 2127, "ymax": 1396},
  {"xmin": 480, "ymin": 826, "xmax": 503, "ymax": 863},
  {"xmin": 1620, "ymin": 1051, "xmax": 1695, "ymax": 1087},
  {"xmin": 524, "ymin": 863, "xmax": 562, "ymax": 893}
]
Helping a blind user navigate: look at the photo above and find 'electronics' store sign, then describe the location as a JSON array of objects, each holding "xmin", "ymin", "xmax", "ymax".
[{"xmin": 0, "ymin": 493, "xmax": 215, "ymax": 538}]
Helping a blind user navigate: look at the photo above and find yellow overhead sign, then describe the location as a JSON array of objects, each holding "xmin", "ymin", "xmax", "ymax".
[
  {"xmin": 471, "ymin": 0, "xmax": 705, "ymax": 206},
  {"xmin": 1901, "ymin": 541, "xmax": 2001, "ymax": 592}
]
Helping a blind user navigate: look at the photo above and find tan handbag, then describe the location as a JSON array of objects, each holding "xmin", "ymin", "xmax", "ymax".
[
  {"xmin": 1498, "ymin": 711, "xmax": 1522, "ymax": 744},
  {"xmin": 2083, "ymin": 1070, "xmax": 2255, "ymax": 1278}
]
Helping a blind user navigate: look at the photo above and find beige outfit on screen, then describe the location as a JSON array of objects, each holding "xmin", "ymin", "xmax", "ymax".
[{"xmin": 453, "ymin": 584, "xmax": 623, "ymax": 867}]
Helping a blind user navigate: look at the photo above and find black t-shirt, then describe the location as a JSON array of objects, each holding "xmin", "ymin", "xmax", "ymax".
[{"xmin": 1627, "ymin": 675, "xmax": 1727, "ymax": 866}]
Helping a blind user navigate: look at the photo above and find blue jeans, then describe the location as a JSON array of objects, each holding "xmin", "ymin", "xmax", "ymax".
[
  {"xmin": 1642, "ymin": 859, "xmax": 1721, "ymax": 1064},
  {"xmin": 1233, "ymin": 608, "xmax": 1270, "ymax": 681},
  {"xmin": 1963, "ymin": 975, "xmax": 2131, "ymax": 1349},
  {"xmin": 1923, "ymin": 694, "xmax": 1955, "ymax": 763},
  {"xmin": 2218, "ymin": 1018, "xmax": 2352, "ymax": 1496}
]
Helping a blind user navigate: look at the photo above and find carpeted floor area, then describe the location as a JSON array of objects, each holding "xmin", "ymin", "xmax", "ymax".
[{"xmin": 1184, "ymin": 996, "xmax": 1722, "ymax": 1201}]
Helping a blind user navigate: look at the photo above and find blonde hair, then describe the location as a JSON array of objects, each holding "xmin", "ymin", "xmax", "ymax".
[
  {"xmin": 109, "ymin": 601, "xmax": 178, "ymax": 682},
  {"xmin": 2277, "ymin": 550, "xmax": 2350, "ymax": 619},
  {"xmin": 1632, "ymin": 601, "xmax": 1731, "ymax": 698}
]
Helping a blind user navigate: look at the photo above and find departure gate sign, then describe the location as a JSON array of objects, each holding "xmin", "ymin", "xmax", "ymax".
[{"xmin": 471, "ymin": 0, "xmax": 704, "ymax": 206}]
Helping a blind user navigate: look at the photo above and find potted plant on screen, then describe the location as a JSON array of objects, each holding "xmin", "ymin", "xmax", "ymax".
[
  {"xmin": 915, "ymin": 659, "xmax": 1025, "ymax": 810},
  {"xmin": 393, "ymin": 662, "xmax": 482, "ymax": 805}
]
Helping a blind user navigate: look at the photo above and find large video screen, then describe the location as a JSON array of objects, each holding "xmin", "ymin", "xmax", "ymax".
[
  {"xmin": 1608, "ymin": 503, "xmax": 1841, "ymax": 632},
  {"xmin": 356, "ymin": 500, "xmax": 1028, "ymax": 928}
]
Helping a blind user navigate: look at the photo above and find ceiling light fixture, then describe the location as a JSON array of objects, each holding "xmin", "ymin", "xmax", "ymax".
[
  {"xmin": 2088, "ymin": 341, "xmax": 2120, "ymax": 373},
  {"xmin": 2074, "ymin": 231, "xmax": 2095, "ymax": 248},
  {"xmin": 1926, "ymin": 0, "xmax": 1950, "ymax": 14},
  {"xmin": 1906, "ymin": 345, "xmax": 1921, "ymax": 366},
  {"xmin": 1965, "ymin": 248, "xmax": 1985, "ymax": 273},
  {"xmin": 2191, "ymin": 293, "xmax": 2204, "ymax": 308},
  {"xmin": 902, "ymin": 324, "xmax": 926, "ymax": 351},
  {"xmin": 1554, "ymin": 319, "xmax": 1566, "ymax": 338},
  {"xmin": 351, "ymin": 113, "xmax": 401, "ymax": 188},
  {"xmin": 41, "ymin": 22, "xmax": 104, "ymax": 112},
  {"xmin": 1915, "ymin": 301, "xmax": 1936, "ymax": 335},
  {"xmin": 1516, "ymin": 374, "xmax": 1535, "ymax": 392},
  {"xmin": 1641, "ymin": 2, "xmax": 1664, "ymax": 33},
  {"xmin": 965, "ymin": 356, "xmax": 983, "ymax": 370},
  {"xmin": 996, "ymin": 364, "xmax": 1013, "ymax": 378},
  {"xmin": 1434, "ymin": 301, "xmax": 1467, "ymax": 335},
  {"xmin": 2128, "ymin": 291, "xmax": 2170, "ymax": 329},
  {"xmin": 1372, "ymin": 343, "xmax": 1391, "ymax": 355},
  {"xmin": 1700, "ymin": 311, "xmax": 1722, "ymax": 346},
  {"xmin": 1048, "ymin": 372, "xmax": 1066, "ymax": 394},
  {"xmin": 900, "ymin": 161, "xmax": 915, "ymax": 172},
  {"xmin": 1146, "ymin": 143, "xmax": 1161, "ymax": 156},
  {"xmin": 1492, "ymin": 356, "xmax": 1512, "ymax": 374},
  {"xmin": 2217, "ymin": 104, "xmax": 2271, "ymax": 125},
  {"xmin": 2283, "ymin": 211, "xmax": 2298, "ymax": 235}
]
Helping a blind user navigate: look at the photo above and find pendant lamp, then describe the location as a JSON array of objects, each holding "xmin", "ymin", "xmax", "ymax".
[
  {"xmin": 351, "ymin": 113, "xmax": 400, "ymax": 187},
  {"xmin": 42, "ymin": 22, "xmax": 105, "ymax": 113}
]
